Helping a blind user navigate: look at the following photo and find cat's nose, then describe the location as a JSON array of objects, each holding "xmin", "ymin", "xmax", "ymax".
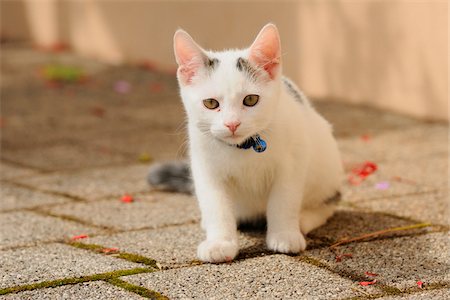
[{"xmin": 224, "ymin": 121, "xmax": 241, "ymax": 134}]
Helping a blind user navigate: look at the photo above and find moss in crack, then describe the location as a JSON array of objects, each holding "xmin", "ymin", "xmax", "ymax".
[
  {"xmin": 107, "ymin": 278, "xmax": 168, "ymax": 299},
  {"xmin": 0, "ymin": 268, "xmax": 153, "ymax": 295}
]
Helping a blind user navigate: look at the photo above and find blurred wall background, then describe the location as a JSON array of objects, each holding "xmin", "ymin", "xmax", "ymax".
[{"xmin": 1, "ymin": 0, "xmax": 448, "ymax": 121}]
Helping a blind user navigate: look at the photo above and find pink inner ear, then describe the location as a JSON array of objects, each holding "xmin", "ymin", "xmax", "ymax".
[
  {"xmin": 249, "ymin": 24, "xmax": 281, "ymax": 79},
  {"xmin": 174, "ymin": 30, "xmax": 205, "ymax": 84}
]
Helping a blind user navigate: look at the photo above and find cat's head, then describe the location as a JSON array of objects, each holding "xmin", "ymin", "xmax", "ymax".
[{"xmin": 174, "ymin": 23, "xmax": 282, "ymax": 146}]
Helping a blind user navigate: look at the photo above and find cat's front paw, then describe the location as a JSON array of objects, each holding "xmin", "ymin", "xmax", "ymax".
[
  {"xmin": 266, "ymin": 231, "xmax": 306, "ymax": 254},
  {"xmin": 197, "ymin": 240, "xmax": 238, "ymax": 263}
]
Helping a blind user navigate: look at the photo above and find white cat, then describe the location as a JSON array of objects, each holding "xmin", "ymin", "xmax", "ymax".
[{"xmin": 150, "ymin": 23, "xmax": 343, "ymax": 263}]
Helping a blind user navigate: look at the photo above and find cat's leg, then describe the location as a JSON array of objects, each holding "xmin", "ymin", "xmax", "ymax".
[
  {"xmin": 299, "ymin": 205, "xmax": 335, "ymax": 235},
  {"xmin": 266, "ymin": 173, "xmax": 307, "ymax": 254},
  {"xmin": 194, "ymin": 170, "xmax": 238, "ymax": 263}
]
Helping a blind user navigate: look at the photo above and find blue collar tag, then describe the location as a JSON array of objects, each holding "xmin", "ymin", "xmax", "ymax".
[{"xmin": 237, "ymin": 134, "xmax": 267, "ymax": 153}]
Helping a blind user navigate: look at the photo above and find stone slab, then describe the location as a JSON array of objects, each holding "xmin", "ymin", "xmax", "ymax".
[
  {"xmin": 308, "ymin": 232, "xmax": 450, "ymax": 292},
  {"xmin": 351, "ymin": 190, "xmax": 449, "ymax": 226},
  {"xmin": 0, "ymin": 183, "xmax": 69, "ymax": 211},
  {"xmin": 341, "ymin": 155, "xmax": 448, "ymax": 203},
  {"xmin": 122, "ymin": 254, "xmax": 378, "ymax": 299},
  {"xmin": 46, "ymin": 192, "xmax": 200, "ymax": 231},
  {"xmin": 0, "ymin": 211, "xmax": 101, "ymax": 249},
  {"xmin": 307, "ymin": 208, "xmax": 432, "ymax": 246},
  {"xmin": 338, "ymin": 124, "xmax": 448, "ymax": 163},
  {"xmin": 1, "ymin": 142, "xmax": 129, "ymax": 171},
  {"xmin": 0, "ymin": 162, "xmax": 38, "ymax": 180},
  {"xmin": 0, "ymin": 243, "xmax": 139, "ymax": 288},
  {"xmin": 1, "ymin": 281, "xmax": 145, "ymax": 299},
  {"xmin": 378, "ymin": 288, "xmax": 450, "ymax": 299},
  {"xmin": 82, "ymin": 224, "xmax": 266, "ymax": 268},
  {"xmin": 16, "ymin": 164, "xmax": 151, "ymax": 200}
]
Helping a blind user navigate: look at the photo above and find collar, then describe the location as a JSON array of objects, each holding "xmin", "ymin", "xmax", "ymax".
[{"xmin": 236, "ymin": 134, "xmax": 267, "ymax": 153}]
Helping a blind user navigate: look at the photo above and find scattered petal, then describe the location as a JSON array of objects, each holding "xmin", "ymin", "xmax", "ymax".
[
  {"xmin": 139, "ymin": 60, "xmax": 159, "ymax": 71},
  {"xmin": 375, "ymin": 181, "xmax": 390, "ymax": 190},
  {"xmin": 121, "ymin": 194, "xmax": 134, "ymax": 203},
  {"xmin": 150, "ymin": 82, "xmax": 164, "ymax": 93},
  {"xmin": 101, "ymin": 247, "xmax": 119, "ymax": 254},
  {"xmin": 71, "ymin": 234, "xmax": 88, "ymax": 240},
  {"xmin": 114, "ymin": 80, "xmax": 131, "ymax": 94},
  {"xmin": 361, "ymin": 134, "xmax": 371, "ymax": 142},
  {"xmin": 335, "ymin": 253, "xmax": 353, "ymax": 262},
  {"xmin": 365, "ymin": 271, "xmax": 379, "ymax": 277},
  {"xmin": 359, "ymin": 279, "xmax": 377, "ymax": 286},
  {"xmin": 417, "ymin": 281, "xmax": 424, "ymax": 289},
  {"xmin": 348, "ymin": 161, "xmax": 378, "ymax": 185},
  {"xmin": 156, "ymin": 262, "xmax": 162, "ymax": 270}
]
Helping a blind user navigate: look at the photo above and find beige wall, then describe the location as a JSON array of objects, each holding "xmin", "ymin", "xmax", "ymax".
[{"xmin": 1, "ymin": 0, "xmax": 448, "ymax": 121}]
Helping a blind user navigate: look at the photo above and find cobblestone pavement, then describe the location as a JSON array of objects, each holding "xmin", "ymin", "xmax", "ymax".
[{"xmin": 1, "ymin": 44, "xmax": 448, "ymax": 299}]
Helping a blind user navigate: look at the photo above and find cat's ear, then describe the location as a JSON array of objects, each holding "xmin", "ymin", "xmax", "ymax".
[
  {"xmin": 174, "ymin": 29, "xmax": 207, "ymax": 85},
  {"xmin": 249, "ymin": 23, "xmax": 281, "ymax": 79}
]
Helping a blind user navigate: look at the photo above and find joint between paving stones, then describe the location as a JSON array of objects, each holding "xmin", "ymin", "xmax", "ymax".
[
  {"xmin": 0, "ymin": 268, "xmax": 154, "ymax": 296},
  {"xmin": 106, "ymin": 278, "xmax": 169, "ymax": 299}
]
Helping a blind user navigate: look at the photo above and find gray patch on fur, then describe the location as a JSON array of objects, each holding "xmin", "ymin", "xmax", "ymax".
[
  {"xmin": 282, "ymin": 77, "xmax": 303, "ymax": 104},
  {"xmin": 236, "ymin": 57, "xmax": 259, "ymax": 81},
  {"xmin": 147, "ymin": 161, "xmax": 193, "ymax": 194},
  {"xmin": 205, "ymin": 57, "xmax": 219, "ymax": 71},
  {"xmin": 324, "ymin": 191, "xmax": 342, "ymax": 205}
]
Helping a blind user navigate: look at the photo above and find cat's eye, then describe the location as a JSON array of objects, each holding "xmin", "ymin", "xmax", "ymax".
[
  {"xmin": 203, "ymin": 98, "xmax": 219, "ymax": 110},
  {"xmin": 243, "ymin": 94, "xmax": 259, "ymax": 107}
]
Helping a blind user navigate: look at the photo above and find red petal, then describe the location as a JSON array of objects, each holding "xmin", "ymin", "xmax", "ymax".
[
  {"xmin": 101, "ymin": 247, "xmax": 119, "ymax": 254},
  {"xmin": 71, "ymin": 234, "xmax": 88, "ymax": 240},
  {"xmin": 417, "ymin": 281, "xmax": 424, "ymax": 288},
  {"xmin": 365, "ymin": 271, "xmax": 379, "ymax": 277},
  {"xmin": 121, "ymin": 194, "xmax": 134, "ymax": 203},
  {"xmin": 359, "ymin": 279, "xmax": 377, "ymax": 286}
]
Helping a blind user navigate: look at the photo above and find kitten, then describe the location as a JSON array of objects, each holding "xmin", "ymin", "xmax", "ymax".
[{"xmin": 148, "ymin": 24, "xmax": 343, "ymax": 263}]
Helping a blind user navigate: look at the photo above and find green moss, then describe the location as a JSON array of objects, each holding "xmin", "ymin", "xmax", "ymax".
[
  {"xmin": 0, "ymin": 268, "xmax": 152, "ymax": 295},
  {"xmin": 107, "ymin": 278, "xmax": 168, "ymax": 299},
  {"xmin": 68, "ymin": 241, "xmax": 105, "ymax": 252},
  {"xmin": 117, "ymin": 253, "xmax": 158, "ymax": 268}
]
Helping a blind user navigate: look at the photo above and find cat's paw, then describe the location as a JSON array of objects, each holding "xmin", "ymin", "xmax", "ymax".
[
  {"xmin": 197, "ymin": 239, "xmax": 239, "ymax": 263},
  {"xmin": 266, "ymin": 231, "xmax": 306, "ymax": 254}
]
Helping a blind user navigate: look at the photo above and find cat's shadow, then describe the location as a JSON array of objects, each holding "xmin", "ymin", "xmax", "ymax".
[{"xmin": 237, "ymin": 210, "xmax": 426, "ymax": 260}]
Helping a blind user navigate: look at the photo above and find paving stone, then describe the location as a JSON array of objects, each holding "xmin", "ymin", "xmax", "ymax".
[
  {"xmin": 90, "ymin": 128, "xmax": 187, "ymax": 161},
  {"xmin": 1, "ymin": 281, "xmax": 145, "ymax": 299},
  {"xmin": 352, "ymin": 190, "xmax": 449, "ymax": 226},
  {"xmin": 308, "ymin": 232, "xmax": 450, "ymax": 292},
  {"xmin": 46, "ymin": 192, "xmax": 200, "ymax": 231},
  {"xmin": 16, "ymin": 164, "xmax": 151, "ymax": 200},
  {"xmin": 122, "ymin": 254, "xmax": 377, "ymax": 299},
  {"xmin": 342, "ymin": 155, "xmax": 448, "ymax": 202},
  {"xmin": 378, "ymin": 287, "xmax": 450, "ymax": 299},
  {"xmin": 82, "ymin": 224, "xmax": 266, "ymax": 268},
  {"xmin": 0, "ymin": 182, "xmax": 69, "ymax": 211},
  {"xmin": 0, "ymin": 211, "xmax": 101, "ymax": 249},
  {"xmin": 307, "ymin": 208, "xmax": 432, "ymax": 246},
  {"xmin": 314, "ymin": 102, "xmax": 420, "ymax": 138},
  {"xmin": 0, "ymin": 243, "xmax": 139, "ymax": 288},
  {"xmin": 1, "ymin": 142, "xmax": 129, "ymax": 171},
  {"xmin": 0, "ymin": 162, "xmax": 38, "ymax": 180},
  {"xmin": 337, "ymin": 124, "xmax": 448, "ymax": 163}
]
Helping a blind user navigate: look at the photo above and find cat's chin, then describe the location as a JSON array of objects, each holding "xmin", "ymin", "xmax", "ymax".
[{"xmin": 220, "ymin": 134, "xmax": 248, "ymax": 146}]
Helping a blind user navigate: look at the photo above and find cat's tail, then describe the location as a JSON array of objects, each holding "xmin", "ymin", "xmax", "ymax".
[{"xmin": 147, "ymin": 161, "xmax": 193, "ymax": 194}]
